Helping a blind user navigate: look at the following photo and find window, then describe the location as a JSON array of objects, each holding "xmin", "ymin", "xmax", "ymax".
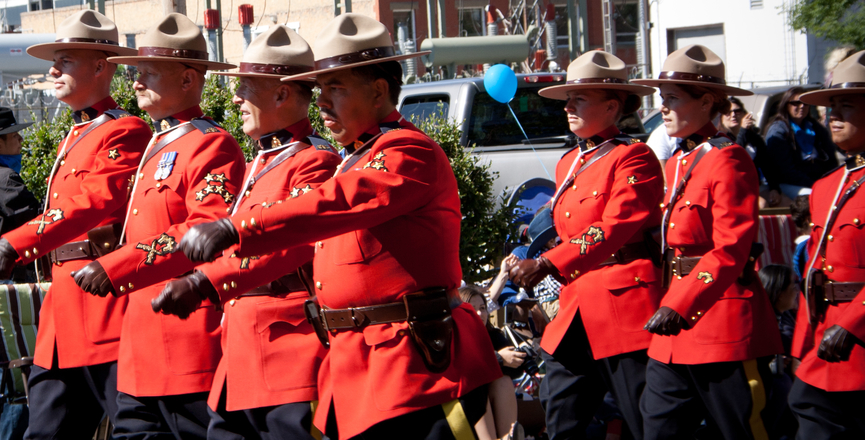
[
  {"xmin": 399, "ymin": 95, "xmax": 450, "ymax": 124},
  {"xmin": 459, "ymin": 7, "xmax": 485, "ymax": 37},
  {"xmin": 125, "ymin": 34, "xmax": 136, "ymax": 49},
  {"xmin": 392, "ymin": 9, "xmax": 416, "ymax": 49},
  {"xmin": 750, "ymin": 0, "xmax": 763, "ymax": 9},
  {"xmin": 467, "ymin": 87, "xmax": 570, "ymax": 147}
]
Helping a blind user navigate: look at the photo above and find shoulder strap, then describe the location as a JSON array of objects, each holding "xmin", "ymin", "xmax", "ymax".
[
  {"xmin": 660, "ymin": 143, "xmax": 713, "ymax": 247},
  {"xmin": 104, "ymin": 109, "xmax": 131, "ymax": 119},
  {"xmin": 551, "ymin": 138, "xmax": 625, "ymax": 209},
  {"xmin": 58, "ymin": 113, "xmax": 114, "ymax": 160},
  {"xmin": 817, "ymin": 173, "xmax": 865, "ymax": 258},
  {"xmin": 190, "ymin": 117, "xmax": 221, "ymax": 134},
  {"xmin": 143, "ymin": 124, "xmax": 196, "ymax": 165},
  {"xmin": 338, "ymin": 120, "xmax": 404, "ymax": 175}
]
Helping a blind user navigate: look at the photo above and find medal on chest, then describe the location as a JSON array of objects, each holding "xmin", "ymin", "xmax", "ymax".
[{"xmin": 155, "ymin": 151, "xmax": 177, "ymax": 181}]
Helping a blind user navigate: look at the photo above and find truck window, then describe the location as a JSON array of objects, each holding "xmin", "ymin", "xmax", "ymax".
[
  {"xmin": 400, "ymin": 94, "xmax": 450, "ymax": 123},
  {"xmin": 467, "ymin": 88, "xmax": 569, "ymax": 147}
]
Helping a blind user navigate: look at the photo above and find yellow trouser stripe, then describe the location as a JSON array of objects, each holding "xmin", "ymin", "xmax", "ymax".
[
  {"xmin": 309, "ymin": 400, "xmax": 322, "ymax": 440},
  {"xmin": 743, "ymin": 359, "xmax": 769, "ymax": 440},
  {"xmin": 442, "ymin": 398, "xmax": 475, "ymax": 440}
]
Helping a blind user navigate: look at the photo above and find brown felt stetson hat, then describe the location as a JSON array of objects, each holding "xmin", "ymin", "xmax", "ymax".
[
  {"xmin": 280, "ymin": 13, "xmax": 429, "ymax": 82},
  {"xmin": 107, "ymin": 13, "xmax": 235, "ymax": 70},
  {"xmin": 800, "ymin": 50, "xmax": 865, "ymax": 106},
  {"xmin": 214, "ymin": 25, "xmax": 313, "ymax": 81},
  {"xmin": 538, "ymin": 50, "xmax": 654, "ymax": 100},
  {"xmin": 27, "ymin": 10, "xmax": 138, "ymax": 61},
  {"xmin": 632, "ymin": 44, "xmax": 753, "ymax": 96}
]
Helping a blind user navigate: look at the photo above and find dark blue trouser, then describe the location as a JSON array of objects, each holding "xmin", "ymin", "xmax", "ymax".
[
  {"xmin": 207, "ymin": 383, "xmax": 317, "ymax": 440},
  {"xmin": 789, "ymin": 378, "xmax": 865, "ymax": 440},
  {"xmin": 113, "ymin": 391, "xmax": 210, "ymax": 440}
]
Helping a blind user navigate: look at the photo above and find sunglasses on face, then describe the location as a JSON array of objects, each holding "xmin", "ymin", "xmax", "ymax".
[
  {"xmin": 789, "ymin": 101, "xmax": 808, "ymax": 107},
  {"xmin": 727, "ymin": 108, "xmax": 745, "ymax": 115}
]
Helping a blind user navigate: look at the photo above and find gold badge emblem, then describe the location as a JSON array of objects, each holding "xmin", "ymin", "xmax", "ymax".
[
  {"xmin": 108, "ymin": 149, "xmax": 120, "ymax": 160},
  {"xmin": 570, "ymin": 225, "xmax": 605, "ymax": 255},
  {"xmin": 272, "ymin": 136, "xmax": 281, "ymax": 148},
  {"xmin": 80, "ymin": 112, "xmax": 90, "ymax": 122},
  {"xmin": 585, "ymin": 139, "xmax": 595, "ymax": 149},
  {"xmin": 696, "ymin": 271, "xmax": 714, "ymax": 284},
  {"xmin": 28, "ymin": 209, "xmax": 64, "ymax": 235},
  {"xmin": 686, "ymin": 139, "xmax": 697, "ymax": 150},
  {"xmin": 363, "ymin": 151, "xmax": 388, "ymax": 172},
  {"xmin": 135, "ymin": 233, "xmax": 177, "ymax": 265},
  {"xmin": 627, "ymin": 176, "xmax": 638, "ymax": 184},
  {"xmin": 856, "ymin": 155, "xmax": 865, "ymax": 168},
  {"xmin": 195, "ymin": 173, "xmax": 235, "ymax": 204},
  {"xmin": 239, "ymin": 255, "xmax": 260, "ymax": 269},
  {"xmin": 160, "ymin": 120, "xmax": 171, "ymax": 131},
  {"xmin": 205, "ymin": 127, "xmax": 220, "ymax": 134}
]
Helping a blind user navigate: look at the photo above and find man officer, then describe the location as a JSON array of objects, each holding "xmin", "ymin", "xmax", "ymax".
[
  {"xmin": 789, "ymin": 50, "xmax": 865, "ymax": 438},
  {"xmin": 180, "ymin": 13, "xmax": 502, "ymax": 440},
  {"xmin": 152, "ymin": 25, "xmax": 341, "ymax": 439},
  {"xmin": 72, "ymin": 13, "xmax": 245, "ymax": 439},
  {"xmin": 0, "ymin": 10, "xmax": 151, "ymax": 438}
]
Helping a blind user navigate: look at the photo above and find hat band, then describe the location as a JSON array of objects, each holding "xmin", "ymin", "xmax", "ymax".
[
  {"xmin": 315, "ymin": 46, "xmax": 396, "ymax": 70},
  {"xmin": 55, "ymin": 37, "xmax": 119, "ymax": 46},
  {"xmin": 239, "ymin": 62, "xmax": 313, "ymax": 76},
  {"xmin": 566, "ymin": 77, "xmax": 628, "ymax": 85},
  {"xmin": 138, "ymin": 47, "xmax": 208, "ymax": 61},
  {"xmin": 830, "ymin": 81, "xmax": 865, "ymax": 89},
  {"xmin": 658, "ymin": 71, "xmax": 725, "ymax": 85}
]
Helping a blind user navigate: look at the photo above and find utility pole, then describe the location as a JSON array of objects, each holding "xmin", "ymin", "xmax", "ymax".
[{"xmin": 162, "ymin": 0, "xmax": 186, "ymax": 16}]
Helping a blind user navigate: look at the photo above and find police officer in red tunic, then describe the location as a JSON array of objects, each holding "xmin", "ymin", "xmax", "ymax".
[
  {"xmin": 631, "ymin": 45, "xmax": 783, "ymax": 440},
  {"xmin": 509, "ymin": 51, "xmax": 663, "ymax": 440},
  {"xmin": 788, "ymin": 50, "xmax": 865, "ymax": 439},
  {"xmin": 0, "ymin": 11, "xmax": 151, "ymax": 438},
  {"xmin": 72, "ymin": 13, "xmax": 245, "ymax": 439},
  {"xmin": 179, "ymin": 13, "xmax": 503, "ymax": 440},
  {"xmin": 151, "ymin": 25, "xmax": 341, "ymax": 440}
]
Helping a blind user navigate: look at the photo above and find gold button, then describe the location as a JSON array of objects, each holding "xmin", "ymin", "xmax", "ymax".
[
  {"xmin": 827, "ymin": 266, "xmax": 834, "ymax": 273},
  {"xmin": 155, "ymin": 183, "xmax": 161, "ymax": 188},
  {"xmin": 660, "ymin": 203, "xmax": 665, "ymax": 209},
  {"xmin": 73, "ymin": 130, "xmax": 79, "ymax": 136},
  {"xmin": 245, "ymin": 191, "xmax": 251, "ymax": 197},
  {"xmin": 572, "ymin": 185, "xmax": 577, "ymax": 191},
  {"xmin": 230, "ymin": 281, "xmax": 237, "ymax": 288},
  {"xmin": 685, "ymin": 201, "xmax": 691, "ymax": 206},
  {"xmin": 133, "ymin": 208, "xmax": 138, "ymax": 215},
  {"xmin": 570, "ymin": 270, "xmax": 580, "ymax": 279},
  {"xmin": 223, "ymin": 283, "xmax": 230, "ymax": 291},
  {"xmin": 855, "ymin": 218, "xmax": 861, "ymax": 225},
  {"xmin": 60, "ymin": 160, "xmax": 66, "ymax": 166},
  {"xmin": 592, "ymin": 190, "xmax": 598, "ymax": 196},
  {"xmin": 691, "ymin": 316, "xmax": 697, "ymax": 321},
  {"xmin": 139, "ymin": 173, "xmax": 144, "ymax": 179},
  {"xmin": 634, "ymin": 276, "xmax": 641, "ymax": 282},
  {"xmin": 241, "ymin": 220, "xmax": 247, "ymax": 229},
  {"xmin": 315, "ymin": 281, "xmax": 322, "ymax": 290},
  {"xmin": 809, "ymin": 222, "xmax": 815, "ymax": 227},
  {"xmin": 103, "ymin": 242, "xmax": 111, "ymax": 249},
  {"xmin": 833, "ymin": 205, "xmax": 838, "ymax": 211},
  {"xmin": 697, "ymin": 311, "xmax": 703, "ymax": 316},
  {"xmin": 677, "ymin": 276, "xmax": 683, "ymax": 280},
  {"xmin": 226, "ymin": 208, "xmax": 231, "ymax": 213},
  {"xmin": 828, "ymin": 235, "xmax": 834, "ymax": 242},
  {"xmin": 229, "ymin": 299, "xmax": 236, "ymax": 306},
  {"xmin": 71, "ymin": 168, "xmax": 76, "ymax": 173},
  {"xmin": 316, "ymin": 241, "xmax": 323, "ymax": 248},
  {"xmin": 119, "ymin": 286, "xmax": 125, "ymax": 293},
  {"xmin": 580, "ymin": 158, "xmax": 586, "ymax": 165},
  {"xmin": 682, "ymin": 159, "xmax": 687, "ymax": 165},
  {"xmin": 52, "ymin": 193, "xmax": 58, "ymax": 199},
  {"xmin": 32, "ymin": 248, "xmax": 38, "ymax": 255},
  {"xmin": 260, "ymin": 158, "xmax": 266, "ymax": 164},
  {"xmin": 670, "ymin": 223, "xmax": 675, "ymax": 229},
  {"xmin": 565, "ymin": 212, "xmax": 571, "ymax": 218},
  {"xmin": 128, "ymin": 283, "xmax": 133, "ymax": 289},
  {"xmin": 250, "ymin": 218, "xmax": 257, "ymax": 227},
  {"xmin": 23, "ymin": 250, "xmax": 30, "ymax": 258}
]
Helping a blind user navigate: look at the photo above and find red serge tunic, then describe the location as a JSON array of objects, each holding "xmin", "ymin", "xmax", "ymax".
[
  {"xmin": 96, "ymin": 106, "xmax": 246, "ymax": 396},
  {"xmin": 792, "ymin": 155, "xmax": 865, "ymax": 392},
  {"xmin": 196, "ymin": 119, "xmax": 341, "ymax": 411},
  {"xmin": 4, "ymin": 97, "xmax": 151, "ymax": 369},
  {"xmin": 228, "ymin": 111, "xmax": 501, "ymax": 438},
  {"xmin": 540, "ymin": 125, "xmax": 665, "ymax": 359},
  {"xmin": 648, "ymin": 123, "xmax": 782, "ymax": 364}
]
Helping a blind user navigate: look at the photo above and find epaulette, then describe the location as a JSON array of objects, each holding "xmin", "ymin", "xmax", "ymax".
[
  {"xmin": 612, "ymin": 133, "xmax": 639, "ymax": 146},
  {"xmin": 305, "ymin": 135, "xmax": 338, "ymax": 153},
  {"xmin": 707, "ymin": 136, "xmax": 734, "ymax": 149},
  {"xmin": 104, "ymin": 109, "xmax": 131, "ymax": 119},
  {"xmin": 380, "ymin": 119, "xmax": 403, "ymax": 134},
  {"xmin": 191, "ymin": 117, "xmax": 222, "ymax": 134}
]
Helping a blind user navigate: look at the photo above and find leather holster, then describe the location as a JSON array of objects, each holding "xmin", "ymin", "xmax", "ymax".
[
  {"xmin": 403, "ymin": 288, "xmax": 455, "ymax": 374},
  {"xmin": 644, "ymin": 226, "xmax": 663, "ymax": 268},
  {"xmin": 807, "ymin": 269, "xmax": 827, "ymax": 324},
  {"xmin": 87, "ymin": 223, "xmax": 123, "ymax": 257},
  {"xmin": 304, "ymin": 297, "xmax": 330, "ymax": 348}
]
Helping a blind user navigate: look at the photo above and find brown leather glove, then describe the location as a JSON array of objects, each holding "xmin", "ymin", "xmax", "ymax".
[
  {"xmin": 508, "ymin": 256, "xmax": 559, "ymax": 289},
  {"xmin": 817, "ymin": 325, "xmax": 857, "ymax": 363},
  {"xmin": 72, "ymin": 261, "xmax": 116, "ymax": 297},
  {"xmin": 180, "ymin": 218, "xmax": 239, "ymax": 263},
  {"xmin": 151, "ymin": 271, "xmax": 219, "ymax": 320},
  {"xmin": 644, "ymin": 306, "xmax": 687, "ymax": 336},
  {"xmin": 0, "ymin": 238, "xmax": 19, "ymax": 280}
]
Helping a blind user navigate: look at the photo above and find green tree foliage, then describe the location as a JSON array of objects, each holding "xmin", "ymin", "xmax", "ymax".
[{"xmin": 788, "ymin": 0, "xmax": 865, "ymax": 48}]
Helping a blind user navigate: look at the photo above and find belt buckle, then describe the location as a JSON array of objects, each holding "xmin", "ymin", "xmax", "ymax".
[{"xmin": 824, "ymin": 280, "xmax": 835, "ymax": 304}]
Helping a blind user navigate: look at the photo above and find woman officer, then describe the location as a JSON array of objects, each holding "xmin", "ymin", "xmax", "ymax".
[
  {"xmin": 510, "ymin": 50, "xmax": 664, "ymax": 440},
  {"xmin": 632, "ymin": 45, "xmax": 783, "ymax": 440}
]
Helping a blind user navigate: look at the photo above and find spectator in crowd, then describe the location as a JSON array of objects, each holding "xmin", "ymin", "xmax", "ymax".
[
  {"xmin": 460, "ymin": 285, "xmax": 519, "ymax": 440},
  {"xmin": 764, "ymin": 87, "xmax": 838, "ymax": 200},
  {"xmin": 789, "ymin": 195, "xmax": 811, "ymax": 280},
  {"xmin": 758, "ymin": 264, "xmax": 800, "ymax": 440},
  {"xmin": 646, "ymin": 124, "xmax": 678, "ymax": 181},
  {"xmin": 0, "ymin": 108, "xmax": 40, "ymax": 239},
  {"xmin": 720, "ymin": 97, "xmax": 780, "ymax": 208}
]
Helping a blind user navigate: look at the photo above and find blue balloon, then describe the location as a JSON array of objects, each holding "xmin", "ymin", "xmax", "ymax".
[{"xmin": 484, "ymin": 64, "xmax": 517, "ymax": 104}]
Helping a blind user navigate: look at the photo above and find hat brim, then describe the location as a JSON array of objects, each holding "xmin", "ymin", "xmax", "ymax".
[
  {"xmin": 538, "ymin": 83, "xmax": 656, "ymax": 100},
  {"xmin": 631, "ymin": 78, "xmax": 753, "ymax": 96},
  {"xmin": 212, "ymin": 71, "xmax": 313, "ymax": 84},
  {"xmin": 280, "ymin": 51, "xmax": 430, "ymax": 82},
  {"xmin": 0, "ymin": 122, "xmax": 34, "ymax": 135},
  {"xmin": 106, "ymin": 55, "xmax": 236, "ymax": 71},
  {"xmin": 526, "ymin": 226, "xmax": 558, "ymax": 259},
  {"xmin": 799, "ymin": 88, "xmax": 865, "ymax": 107},
  {"xmin": 27, "ymin": 43, "xmax": 139, "ymax": 61}
]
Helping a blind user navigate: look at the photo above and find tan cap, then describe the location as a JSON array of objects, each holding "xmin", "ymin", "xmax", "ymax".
[
  {"xmin": 281, "ymin": 13, "xmax": 428, "ymax": 82},
  {"xmin": 800, "ymin": 50, "xmax": 865, "ymax": 106},
  {"xmin": 107, "ymin": 13, "xmax": 235, "ymax": 70},
  {"xmin": 632, "ymin": 44, "xmax": 752, "ymax": 96},
  {"xmin": 538, "ymin": 50, "xmax": 654, "ymax": 100},
  {"xmin": 214, "ymin": 25, "xmax": 313, "ymax": 81},
  {"xmin": 27, "ymin": 10, "xmax": 138, "ymax": 61}
]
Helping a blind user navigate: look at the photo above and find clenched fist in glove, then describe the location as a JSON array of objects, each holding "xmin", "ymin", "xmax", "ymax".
[
  {"xmin": 644, "ymin": 306, "xmax": 687, "ymax": 336},
  {"xmin": 817, "ymin": 325, "xmax": 857, "ymax": 363},
  {"xmin": 508, "ymin": 256, "xmax": 559, "ymax": 288},
  {"xmin": 180, "ymin": 218, "xmax": 239, "ymax": 263},
  {"xmin": 0, "ymin": 238, "xmax": 19, "ymax": 280},
  {"xmin": 151, "ymin": 271, "xmax": 219, "ymax": 320},
  {"xmin": 72, "ymin": 261, "xmax": 116, "ymax": 297}
]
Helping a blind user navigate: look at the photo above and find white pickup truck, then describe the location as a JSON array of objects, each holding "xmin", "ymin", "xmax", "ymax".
[{"xmin": 397, "ymin": 73, "xmax": 648, "ymax": 197}]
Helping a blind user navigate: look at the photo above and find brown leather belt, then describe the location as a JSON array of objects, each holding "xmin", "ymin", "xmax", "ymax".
[
  {"xmin": 50, "ymin": 240, "xmax": 100, "ymax": 265},
  {"xmin": 598, "ymin": 242, "xmax": 653, "ymax": 267},
  {"xmin": 320, "ymin": 288, "xmax": 460, "ymax": 331},
  {"xmin": 669, "ymin": 255, "xmax": 703, "ymax": 278},
  {"xmin": 239, "ymin": 273, "xmax": 307, "ymax": 297},
  {"xmin": 824, "ymin": 281, "xmax": 865, "ymax": 303}
]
